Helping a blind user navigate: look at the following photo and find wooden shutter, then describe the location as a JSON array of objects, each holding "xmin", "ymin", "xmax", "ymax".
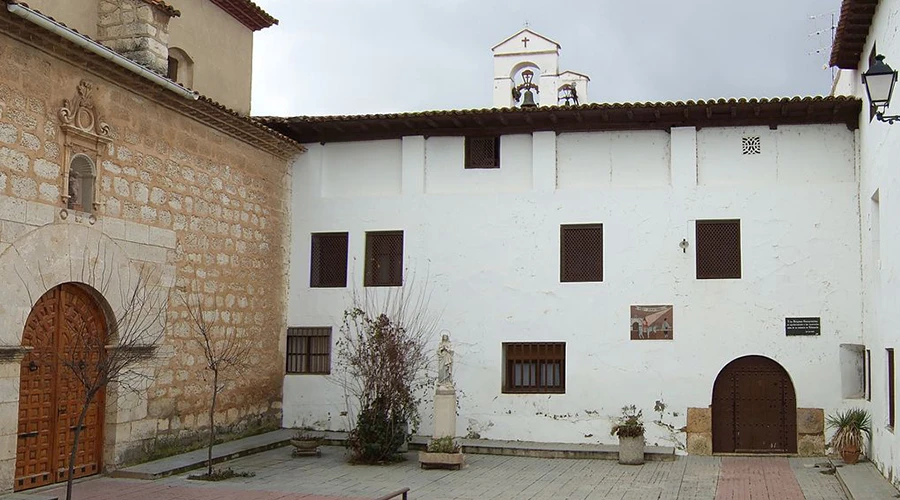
[
  {"xmin": 465, "ymin": 137, "xmax": 500, "ymax": 169},
  {"xmin": 365, "ymin": 231, "xmax": 403, "ymax": 286},
  {"xmin": 696, "ymin": 220, "xmax": 741, "ymax": 279},
  {"xmin": 560, "ymin": 224, "xmax": 603, "ymax": 282},
  {"xmin": 310, "ymin": 232, "xmax": 348, "ymax": 288}
]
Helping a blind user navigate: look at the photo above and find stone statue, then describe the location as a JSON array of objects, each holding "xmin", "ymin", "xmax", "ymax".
[
  {"xmin": 437, "ymin": 332, "xmax": 454, "ymax": 387},
  {"xmin": 68, "ymin": 170, "xmax": 80, "ymax": 210}
]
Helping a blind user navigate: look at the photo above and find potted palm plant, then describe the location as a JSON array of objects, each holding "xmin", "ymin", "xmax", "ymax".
[
  {"xmin": 611, "ymin": 405, "xmax": 645, "ymax": 465},
  {"xmin": 826, "ymin": 408, "xmax": 872, "ymax": 464}
]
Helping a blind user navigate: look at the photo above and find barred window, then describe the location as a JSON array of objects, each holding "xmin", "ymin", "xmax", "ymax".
[
  {"xmin": 310, "ymin": 232, "xmax": 348, "ymax": 288},
  {"xmin": 560, "ymin": 224, "xmax": 603, "ymax": 282},
  {"xmin": 465, "ymin": 136, "xmax": 500, "ymax": 169},
  {"xmin": 503, "ymin": 342, "xmax": 565, "ymax": 394},
  {"xmin": 696, "ymin": 220, "xmax": 741, "ymax": 279},
  {"xmin": 286, "ymin": 327, "xmax": 331, "ymax": 374},
  {"xmin": 365, "ymin": 231, "xmax": 403, "ymax": 287}
]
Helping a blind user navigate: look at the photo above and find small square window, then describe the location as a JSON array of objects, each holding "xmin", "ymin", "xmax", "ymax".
[
  {"xmin": 310, "ymin": 232, "xmax": 348, "ymax": 288},
  {"xmin": 286, "ymin": 327, "xmax": 332, "ymax": 374},
  {"xmin": 465, "ymin": 136, "xmax": 500, "ymax": 169},
  {"xmin": 502, "ymin": 342, "xmax": 565, "ymax": 394},
  {"xmin": 364, "ymin": 231, "xmax": 403, "ymax": 287},
  {"xmin": 696, "ymin": 220, "xmax": 741, "ymax": 279},
  {"xmin": 560, "ymin": 224, "xmax": 603, "ymax": 282}
]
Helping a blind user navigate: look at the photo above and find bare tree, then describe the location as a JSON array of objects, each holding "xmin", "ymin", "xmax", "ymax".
[
  {"xmin": 334, "ymin": 273, "xmax": 439, "ymax": 463},
  {"xmin": 180, "ymin": 292, "xmax": 252, "ymax": 477},
  {"xmin": 19, "ymin": 245, "xmax": 169, "ymax": 500},
  {"xmin": 62, "ymin": 265, "xmax": 165, "ymax": 499}
]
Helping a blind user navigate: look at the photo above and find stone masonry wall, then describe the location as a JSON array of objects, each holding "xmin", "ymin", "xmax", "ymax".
[
  {"xmin": 0, "ymin": 32, "xmax": 291, "ymax": 465},
  {"xmin": 97, "ymin": 0, "xmax": 172, "ymax": 75}
]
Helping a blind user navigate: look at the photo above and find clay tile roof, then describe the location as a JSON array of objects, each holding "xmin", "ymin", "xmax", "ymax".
[
  {"xmin": 140, "ymin": 0, "xmax": 181, "ymax": 17},
  {"xmin": 258, "ymin": 96, "xmax": 862, "ymax": 144},
  {"xmin": 209, "ymin": 0, "xmax": 278, "ymax": 31},
  {"xmin": 830, "ymin": 0, "xmax": 879, "ymax": 69}
]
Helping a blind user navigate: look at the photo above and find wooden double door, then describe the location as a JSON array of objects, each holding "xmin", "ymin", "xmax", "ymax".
[
  {"xmin": 15, "ymin": 284, "xmax": 106, "ymax": 491},
  {"xmin": 712, "ymin": 355, "xmax": 797, "ymax": 454}
]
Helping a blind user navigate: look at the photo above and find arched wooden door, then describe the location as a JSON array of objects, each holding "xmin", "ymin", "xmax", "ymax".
[
  {"xmin": 712, "ymin": 355, "xmax": 797, "ymax": 454},
  {"xmin": 15, "ymin": 284, "xmax": 106, "ymax": 491}
]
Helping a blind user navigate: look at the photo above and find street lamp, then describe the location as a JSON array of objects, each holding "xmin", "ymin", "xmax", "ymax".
[{"xmin": 862, "ymin": 54, "xmax": 900, "ymax": 124}]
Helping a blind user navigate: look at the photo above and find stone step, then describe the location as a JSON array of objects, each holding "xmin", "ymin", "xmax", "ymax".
[
  {"xmin": 312, "ymin": 430, "xmax": 675, "ymax": 461},
  {"xmin": 109, "ymin": 429, "xmax": 293, "ymax": 479},
  {"xmin": 833, "ymin": 460, "xmax": 900, "ymax": 500}
]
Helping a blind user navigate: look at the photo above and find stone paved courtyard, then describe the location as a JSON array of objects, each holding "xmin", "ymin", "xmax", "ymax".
[{"xmin": 16, "ymin": 446, "xmax": 849, "ymax": 500}]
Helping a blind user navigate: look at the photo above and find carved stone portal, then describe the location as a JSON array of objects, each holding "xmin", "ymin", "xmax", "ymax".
[{"xmin": 59, "ymin": 80, "xmax": 111, "ymax": 214}]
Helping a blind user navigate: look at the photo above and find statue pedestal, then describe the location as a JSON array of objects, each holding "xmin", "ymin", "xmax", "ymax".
[{"xmin": 433, "ymin": 385, "xmax": 457, "ymax": 439}]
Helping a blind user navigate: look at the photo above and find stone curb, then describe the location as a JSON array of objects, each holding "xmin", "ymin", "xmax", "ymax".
[{"xmin": 110, "ymin": 430, "xmax": 293, "ymax": 479}]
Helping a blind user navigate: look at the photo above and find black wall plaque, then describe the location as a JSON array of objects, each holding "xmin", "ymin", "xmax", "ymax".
[{"xmin": 785, "ymin": 317, "xmax": 821, "ymax": 336}]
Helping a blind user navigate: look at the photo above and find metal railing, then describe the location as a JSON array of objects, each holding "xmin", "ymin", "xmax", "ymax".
[{"xmin": 373, "ymin": 487, "xmax": 410, "ymax": 500}]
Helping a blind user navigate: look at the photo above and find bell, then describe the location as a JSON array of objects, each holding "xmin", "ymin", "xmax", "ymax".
[{"xmin": 521, "ymin": 89, "xmax": 537, "ymax": 108}]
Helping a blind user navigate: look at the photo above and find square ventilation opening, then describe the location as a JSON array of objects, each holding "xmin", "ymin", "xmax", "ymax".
[{"xmin": 742, "ymin": 136, "xmax": 761, "ymax": 155}]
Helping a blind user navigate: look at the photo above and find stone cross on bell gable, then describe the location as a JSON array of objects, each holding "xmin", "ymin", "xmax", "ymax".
[{"xmin": 521, "ymin": 36, "xmax": 530, "ymax": 48}]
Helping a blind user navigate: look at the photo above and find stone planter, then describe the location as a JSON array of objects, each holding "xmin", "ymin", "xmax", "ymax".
[
  {"xmin": 617, "ymin": 435, "xmax": 645, "ymax": 465},
  {"xmin": 418, "ymin": 451, "xmax": 465, "ymax": 470},
  {"xmin": 291, "ymin": 438, "xmax": 321, "ymax": 457}
]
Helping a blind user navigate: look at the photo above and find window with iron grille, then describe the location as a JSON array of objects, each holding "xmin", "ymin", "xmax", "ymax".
[
  {"xmin": 502, "ymin": 342, "xmax": 565, "ymax": 394},
  {"xmin": 310, "ymin": 232, "xmax": 348, "ymax": 288},
  {"xmin": 465, "ymin": 136, "xmax": 500, "ymax": 169},
  {"xmin": 364, "ymin": 231, "xmax": 403, "ymax": 286},
  {"xmin": 560, "ymin": 224, "xmax": 603, "ymax": 282},
  {"xmin": 695, "ymin": 220, "xmax": 741, "ymax": 279},
  {"xmin": 889, "ymin": 348, "xmax": 896, "ymax": 429},
  {"xmin": 286, "ymin": 327, "xmax": 331, "ymax": 374}
]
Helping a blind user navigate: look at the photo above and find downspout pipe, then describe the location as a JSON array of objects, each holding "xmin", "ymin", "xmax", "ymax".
[{"xmin": 6, "ymin": 2, "xmax": 199, "ymax": 101}]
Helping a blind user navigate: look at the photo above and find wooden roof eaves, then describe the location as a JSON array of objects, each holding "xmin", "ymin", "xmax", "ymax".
[
  {"xmin": 830, "ymin": 0, "xmax": 880, "ymax": 69},
  {"xmin": 267, "ymin": 98, "xmax": 861, "ymax": 144}
]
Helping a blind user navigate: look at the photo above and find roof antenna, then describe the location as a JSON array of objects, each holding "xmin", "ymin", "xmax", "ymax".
[{"xmin": 808, "ymin": 11, "xmax": 837, "ymax": 83}]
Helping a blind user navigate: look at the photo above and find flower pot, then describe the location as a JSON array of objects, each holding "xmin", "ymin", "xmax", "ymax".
[
  {"xmin": 418, "ymin": 451, "xmax": 465, "ymax": 470},
  {"xmin": 290, "ymin": 439, "xmax": 320, "ymax": 457},
  {"xmin": 618, "ymin": 435, "xmax": 645, "ymax": 465},
  {"xmin": 841, "ymin": 446, "xmax": 861, "ymax": 465}
]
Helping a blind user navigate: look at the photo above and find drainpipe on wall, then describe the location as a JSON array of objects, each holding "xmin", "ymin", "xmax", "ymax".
[{"xmin": 5, "ymin": 2, "xmax": 199, "ymax": 101}]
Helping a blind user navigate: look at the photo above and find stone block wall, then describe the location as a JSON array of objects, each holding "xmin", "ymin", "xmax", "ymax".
[
  {"xmin": 685, "ymin": 406, "xmax": 825, "ymax": 456},
  {"xmin": 0, "ymin": 30, "xmax": 291, "ymax": 468},
  {"xmin": 97, "ymin": 0, "xmax": 173, "ymax": 75}
]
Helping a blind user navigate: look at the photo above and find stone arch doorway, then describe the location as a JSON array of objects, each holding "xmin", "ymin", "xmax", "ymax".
[
  {"xmin": 712, "ymin": 355, "xmax": 797, "ymax": 454},
  {"xmin": 14, "ymin": 283, "xmax": 108, "ymax": 491}
]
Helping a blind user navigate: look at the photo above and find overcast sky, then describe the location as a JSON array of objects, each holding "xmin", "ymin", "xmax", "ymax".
[{"xmin": 249, "ymin": 0, "xmax": 842, "ymax": 117}]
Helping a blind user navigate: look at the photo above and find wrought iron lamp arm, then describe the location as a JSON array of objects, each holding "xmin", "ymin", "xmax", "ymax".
[{"xmin": 875, "ymin": 111, "xmax": 900, "ymax": 124}]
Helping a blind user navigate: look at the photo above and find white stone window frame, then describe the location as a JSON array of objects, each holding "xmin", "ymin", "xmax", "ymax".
[{"xmin": 59, "ymin": 80, "xmax": 111, "ymax": 215}]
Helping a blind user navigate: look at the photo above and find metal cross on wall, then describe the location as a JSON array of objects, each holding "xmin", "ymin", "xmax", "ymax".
[{"xmin": 521, "ymin": 36, "xmax": 530, "ymax": 48}]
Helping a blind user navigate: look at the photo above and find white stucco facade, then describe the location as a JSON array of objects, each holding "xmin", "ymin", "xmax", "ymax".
[
  {"xmin": 283, "ymin": 123, "xmax": 862, "ymax": 449},
  {"xmin": 832, "ymin": 0, "xmax": 900, "ymax": 484}
]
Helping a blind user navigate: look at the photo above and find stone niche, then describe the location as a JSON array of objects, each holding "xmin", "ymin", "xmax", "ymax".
[
  {"xmin": 685, "ymin": 406, "xmax": 825, "ymax": 456},
  {"xmin": 59, "ymin": 80, "xmax": 111, "ymax": 216}
]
